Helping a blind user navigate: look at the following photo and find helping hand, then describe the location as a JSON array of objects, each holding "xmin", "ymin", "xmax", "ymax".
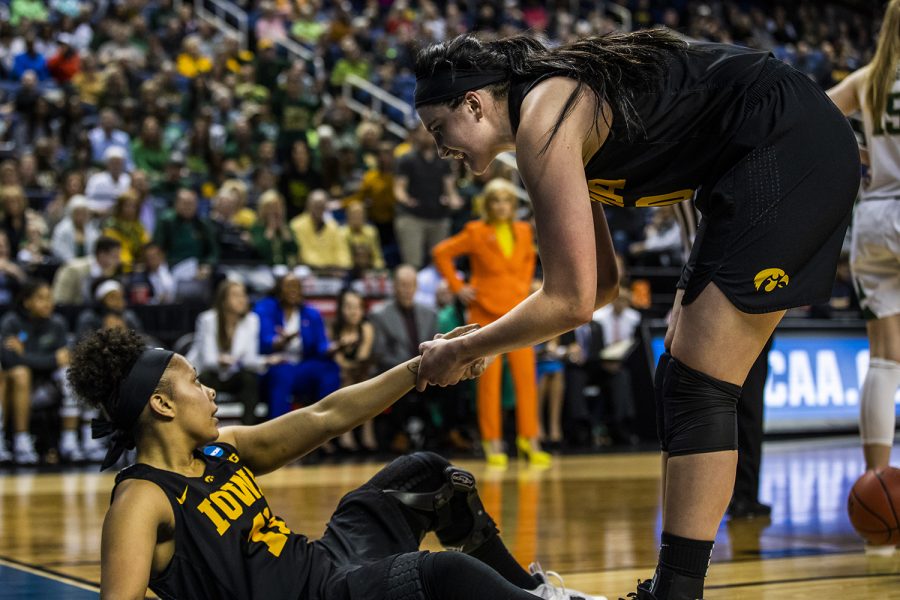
[{"xmin": 416, "ymin": 324, "xmax": 489, "ymax": 392}]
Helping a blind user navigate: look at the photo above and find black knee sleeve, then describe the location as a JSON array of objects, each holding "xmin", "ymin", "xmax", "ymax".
[
  {"xmin": 381, "ymin": 452, "xmax": 498, "ymax": 553},
  {"xmin": 655, "ymin": 351, "xmax": 673, "ymax": 451},
  {"xmin": 385, "ymin": 552, "xmax": 429, "ymax": 600},
  {"xmin": 661, "ymin": 357, "xmax": 741, "ymax": 457}
]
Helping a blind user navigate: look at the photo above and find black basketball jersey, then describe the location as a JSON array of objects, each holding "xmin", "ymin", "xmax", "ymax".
[
  {"xmin": 508, "ymin": 42, "xmax": 790, "ymax": 209},
  {"xmin": 112, "ymin": 443, "xmax": 326, "ymax": 600}
]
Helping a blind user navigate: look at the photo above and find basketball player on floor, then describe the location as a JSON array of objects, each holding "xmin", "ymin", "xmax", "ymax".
[
  {"xmin": 827, "ymin": 0, "xmax": 900, "ymax": 556},
  {"xmin": 69, "ymin": 328, "xmax": 604, "ymax": 600}
]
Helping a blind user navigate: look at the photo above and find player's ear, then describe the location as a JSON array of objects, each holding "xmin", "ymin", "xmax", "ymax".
[
  {"xmin": 148, "ymin": 391, "xmax": 175, "ymax": 419},
  {"xmin": 464, "ymin": 90, "xmax": 483, "ymax": 119}
]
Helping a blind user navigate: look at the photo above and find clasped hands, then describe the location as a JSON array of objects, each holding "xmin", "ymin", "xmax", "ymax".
[{"xmin": 415, "ymin": 324, "xmax": 490, "ymax": 392}]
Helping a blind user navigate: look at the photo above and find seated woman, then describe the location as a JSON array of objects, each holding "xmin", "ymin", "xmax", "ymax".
[
  {"xmin": 331, "ymin": 288, "xmax": 377, "ymax": 452},
  {"xmin": 0, "ymin": 230, "xmax": 26, "ymax": 309},
  {"xmin": 0, "ymin": 279, "xmax": 102, "ymax": 464},
  {"xmin": 253, "ymin": 273, "xmax": 340, "ymax": 418},
  {"xmin": 67, "ymin": 326, "xmax": 603, "ymax": 600},
  {"xmin": 187, "ymin": 279, "xmax": 266, "ymax": 425},
  {"xmin": 76, "ymin": 278, "xmax": 144, "ymax": 339},
  {"xmin": 103, "ymin": 190, "xmax": 150, "ymax": 273},
  {"xmin": 50, "ymin": 194, "xmax": 100, "ymax": 263},
  {"xmin": 250, "ymin": 190, "xmax": 298, "ymax": 267}
]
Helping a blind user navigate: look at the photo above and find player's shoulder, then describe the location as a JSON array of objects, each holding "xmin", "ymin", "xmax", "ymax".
[{"xmin": 110, "ymin": 477, "xmax": 171, "ymax": 519}]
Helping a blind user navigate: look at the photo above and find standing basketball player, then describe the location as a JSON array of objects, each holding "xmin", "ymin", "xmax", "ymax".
[
  {"xmin": 827, "ymin": 0, "xmax": 900, "ymax": 550},
  {"xmin": 68, "ymin": 328, "xmax": 604, "ymax": 600},
  {"xmin": 413, "ymin": 30, "xmax": 859, "ymax": 599}
]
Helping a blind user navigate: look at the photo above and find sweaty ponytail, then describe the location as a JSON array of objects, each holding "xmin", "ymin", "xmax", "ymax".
[{"xmin": 415, "ymin": 29, "xmax": 686, "ymax": 151}]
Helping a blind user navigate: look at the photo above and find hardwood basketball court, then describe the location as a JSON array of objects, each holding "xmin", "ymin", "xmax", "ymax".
[{"xmin": 1, "ymin": 437, "xmax": 898, "ymax": 599}]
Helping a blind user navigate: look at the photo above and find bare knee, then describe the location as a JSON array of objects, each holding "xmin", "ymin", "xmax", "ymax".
[{"xmin": 8, "ymin": 366, "xmax": 31, "ymax": 388}]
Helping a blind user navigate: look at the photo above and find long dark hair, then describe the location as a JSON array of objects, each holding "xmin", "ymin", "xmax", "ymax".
[
  {"xmin": 415, "ymin": 29, "xmax": 686, "ymax": 150},
  {"xmin": 213, "ymin": 279, "xmax": 247, "ymax": 352},
  {"xmin": 331, "ymin": 288, "xmax": 365, "ymax": 339}
]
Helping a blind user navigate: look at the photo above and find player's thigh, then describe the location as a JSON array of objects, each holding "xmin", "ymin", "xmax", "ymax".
[
  {"xmin": 670, "ymin": 282, "xmax": 783, "ymax": 386},
  {"xmin": 663, "ymin": 288, "xmax": 685, "ymax": 351},
  {"xmin": 867, "ymin": 314, "xmax": 900, "ymax": 362}
]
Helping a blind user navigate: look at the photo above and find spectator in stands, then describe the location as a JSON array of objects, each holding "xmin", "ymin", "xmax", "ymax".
[
  {"xmin": 187, "ymin": 279, "xmax": 265, "ymax": 425},
  {"xmin": 125, "ymin": 242, "xmax": 176, "ymax": 305},
  {"xmin": 85, "ymin": 146, "xmax": 132, "ymax": 215},
  {"xmin": 370, "ymin": 264, "xmax": 438, "ymax": 452},
  {"xmin": 253, "ymin": 272, "xmax": 340, "ymax": 418},
  {"xmin": 329, "ymin": 37, "xmax": 372, "ymax": 92},
  {"xmin": 394, "ymin": 124, "xmax": 461, "ymax": 268},
  {"xmin": 102, "ymin": 189, "xmax": 149, "ymax": 273},
  {"xmin": 97, "ymin": 22, "xmax": 145, "ymax": 70},
  {"xmin": 45, "ymin": 171, "xmax": 85, "ymax": 232},
  {"xmin": 1, "ymin": 184, "xmax": 30, "ymax": 255},
  {"xmin": 88, "ymin": 108, "xmax": 133, "ymax": 168},
  {"xmin": 432, "ymin": 178, "xmax": 545, "ymax": 467},
  {"xmin": 46, "ymin": 32, "xmax": 80, "ymax": 83},
  {"xmin": 0, "ymin": 231, "xmax": 26, "ymax": 307},
  {"xmin": 350, "ymin": 141, "xmax": 398, "ymax": 260},
  {"xmin": 11, "ymin": 31, "xmax": 48, "ymax": 81},
  {"xmin": 591, "ymin": 289, "xmax": 642, "ymax": 446},
  {"xmin": 290, "ymin": 189, "xmax": 352, "ymax": 270},
  {"xmin": 331, "ymin": 288, "xmax": 377, "ymax": 452},
  {"xmin": 341, "ymin": 201, "xmax": 385, "ymax": 270},
  {"xmin": 75, "ymin": 278, "xmax": 143, "ymax": 338},
  {"xmin": 10, "ymin": 0, "xmax": 49, "ymax": 26},
  {"xmin": 131, "ymin": 116, "xmax": 168, "ymax": 178},
  {"xmin": 152, "ymin": 187, "xmax": 218, "ymax": 280},
  {"xmin": 0, "ymin": 280, "xmax": 101, "ymax": 464},
  {"xmin": 628, "ymin": 206, "xmax": 683, "ymax": 267},
  {"xmin": 71, "ymin": 53, "xmax": 103, "ymax": 106},
  {"xmin": 51, "ymin": 235, "xmax": 121, "ymax": 305},
  {"xmin": 209, "ymin": 185, "xmax": 257, "ymax": 262},
  {"xmin": 255, "ymin": 1, "xmax": 288, "ymax": 44},
  {"xmin": 176, "ymin": 34, "xmax": 213, "ymax": 79},
  {"xmin": 279, "ymin": 139, "xmax": 322, "ymax": 218},
  {"xmin": 251, "ymin": 189, "xmax": 298, "ymax": 267},
  {"xmin": 16, "ymin": 211, "xmax": 51, "ymax": 268},
  {"xmin": 535, "ymin": 334, "xmax": 566, "ymax": 450}
]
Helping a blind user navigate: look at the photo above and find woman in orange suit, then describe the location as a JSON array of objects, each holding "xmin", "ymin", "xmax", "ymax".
[{"xmin": 432, "ymin": 178, "xmax": 549, "ymax": 467}]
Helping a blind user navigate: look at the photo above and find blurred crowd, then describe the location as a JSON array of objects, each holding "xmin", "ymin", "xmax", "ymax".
[{"xmin": 0, "ymin": 0, "xmax": 874, "ymax": 465}]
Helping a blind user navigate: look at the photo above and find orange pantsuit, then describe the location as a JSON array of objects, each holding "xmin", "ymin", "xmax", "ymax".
[{"xmin": 432, "ymin": 220, "xmax": 537, "ymax": 442}]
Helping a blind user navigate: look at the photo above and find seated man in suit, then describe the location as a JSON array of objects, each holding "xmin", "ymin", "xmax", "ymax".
[
  {"xmin": 254, "ymin": 272, "xmax": 340, "ymax": 418},
  {"xmin": 370, "ymin": 264, "xmax": 438, "ymax": 451}
]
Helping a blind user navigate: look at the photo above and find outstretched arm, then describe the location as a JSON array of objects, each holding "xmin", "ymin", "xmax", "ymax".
[
  {"xmin": 416, "ymin": 77, "xmax": 618, "ymax": 390},
  {"xmin": 218, "ymin": 325, "xmax": 480, "ymax": 474}
]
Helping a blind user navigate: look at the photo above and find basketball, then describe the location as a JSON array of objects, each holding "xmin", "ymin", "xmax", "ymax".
[{"xmin": 847, "ymin": 467, "xmax": 900, "ymax": 546}]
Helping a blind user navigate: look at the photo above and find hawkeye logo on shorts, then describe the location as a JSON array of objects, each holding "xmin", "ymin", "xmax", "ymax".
[{"xmin": 754, "ymin": 268, "xmax": 790, "ymax": 292}]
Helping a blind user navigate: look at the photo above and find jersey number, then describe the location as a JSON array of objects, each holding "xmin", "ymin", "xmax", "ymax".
[
  {"xmin": 249, "ymin": 506, "xmax": 292, "ymax": 557},
  {"xmin": 588, "ymin": 179, "xmax": 694, "ymax": 207},
  {"xmin": 877, "ymin": 91, "xmax": 900, "ymax": 135}
]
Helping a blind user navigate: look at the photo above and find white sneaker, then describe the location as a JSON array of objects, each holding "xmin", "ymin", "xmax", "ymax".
[
  {"xmin": 13, "ymin": 435, "xmax": 39, "ymax": 465},
  {"xmin": 0, "ymin": 440, "xmax": 12, "ymax": 463},
  {"xmin": 59, "ymin": 442, "xmax": 85, "ymax": 463},
  {"xmin": 528, "ymin": 562, "xmax": 608, "ymax": 600}
]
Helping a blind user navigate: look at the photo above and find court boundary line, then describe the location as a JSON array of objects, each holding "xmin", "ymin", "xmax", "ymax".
[
  {"xmin": 0, "ymin": 555, "xmax": 100, "ymax": 592},
  {"xmin": 707, "ymin": 572, "xmax": 900, "ymax": 590}
]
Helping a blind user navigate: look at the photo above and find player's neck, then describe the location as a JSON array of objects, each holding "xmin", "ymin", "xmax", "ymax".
[{"xmin": 135, "ymin": 429, "xmax": 208, "ymax": 477}]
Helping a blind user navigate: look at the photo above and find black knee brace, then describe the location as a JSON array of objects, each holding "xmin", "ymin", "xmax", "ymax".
[
  {"xmin": 383, "ymin": 458, "xmax": 498, "ymax": 553},
  {"xmin": 660, "ymin": 357, "xmax": 741, "ymax": 457}
]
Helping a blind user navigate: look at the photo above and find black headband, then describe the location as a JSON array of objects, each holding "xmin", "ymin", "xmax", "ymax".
[
  {"xmin": 415, "ymin": 68, "xmax": 508, "ymax": 108},
  {"xmin": 91, "ymin": 348, "xmax": 175, "ymax": 470}
]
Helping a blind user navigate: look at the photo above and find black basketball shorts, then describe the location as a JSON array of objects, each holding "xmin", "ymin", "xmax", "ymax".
[{"xmin": 678, "ymin": 65, "xmax": 860, "ymax": 313}]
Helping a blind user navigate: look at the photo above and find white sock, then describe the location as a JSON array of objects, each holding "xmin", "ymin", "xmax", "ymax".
[
  {"xmin": 60, "ymin": 429, "xmax": 78, "ymax": 450},
  {"xmin": 860, "ymin": 358, "xmax": 900, "ymax": 446},
  {"xmin": 14, "ymin": 432, "xmax": 33, "ymax": 450}
]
